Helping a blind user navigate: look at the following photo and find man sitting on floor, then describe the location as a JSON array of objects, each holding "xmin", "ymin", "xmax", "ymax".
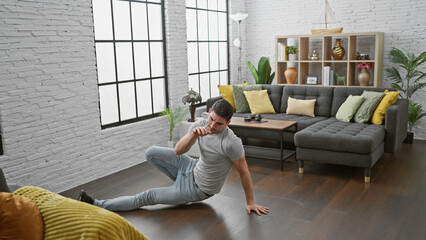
[{"xmin": 79, "ymin": 99, "xmax": 269, "ymax": 216}]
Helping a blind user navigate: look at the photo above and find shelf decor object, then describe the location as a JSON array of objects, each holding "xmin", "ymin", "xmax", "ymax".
[
  {"xmin": 306, "ymin": 76, "xmax": 318, "ymax": 85},
  {"xmin": 311, "ymin": 0, "xmax": 343, "ymax": 34},
  {"xmin": 287, "ymin": 46, "xmax": 299, "ymax": 61},
  {"xmin": 357, "ymin": 62, "xmax": 372, "ymax": 86},
  {"xmin": 285, "ymin": 67, "xmax": 298, "ymax": 84},
  {"xmin": 332, "ymin": 39, "xmax": 345, "ymax": 60},
  {"xmin": 335, "ymin": 72, "xmax": 346, "ymax": 85},
  {"xmin": 311, "ymin": 50, "xmax": 320, "ymax": 60},
  {"xmin": 358, "ymin": 69, "xmax": 370, "ymax": 86},
  {"xmin": 275, "ymin": 32, "xmax": 384, "ymax": 87},
  {"xmin": 230, "ymin": 12, "xmax": 248, "ymax": 83}
]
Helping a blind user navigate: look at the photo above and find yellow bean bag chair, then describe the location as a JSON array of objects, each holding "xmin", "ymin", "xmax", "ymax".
[{"xmin": 13, "ymin": 186, "xmax": 147, "ymax": 240}]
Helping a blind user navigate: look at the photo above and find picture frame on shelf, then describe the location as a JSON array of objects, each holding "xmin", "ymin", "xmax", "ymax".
[{"xmin": 305, "ymin": 76, "xmax": 318, "ymax": 85}]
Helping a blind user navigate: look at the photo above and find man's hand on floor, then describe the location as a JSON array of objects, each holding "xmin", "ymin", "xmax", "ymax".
[{"xmin": 246, "ymin": 203, "xmax": 269, "ymax": 216}]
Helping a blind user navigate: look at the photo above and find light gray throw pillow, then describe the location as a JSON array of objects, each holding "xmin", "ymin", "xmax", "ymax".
[
  {"xmin": 233, "ymin": 85, "xmax": 262, "ymax": 113},
  {"xmin": 354, "ymin": 91, "xmax": 386, "ymax": 123},
  {"xmin": 336, "ymin": 95, "xmax": 365, "ymax": 122}
]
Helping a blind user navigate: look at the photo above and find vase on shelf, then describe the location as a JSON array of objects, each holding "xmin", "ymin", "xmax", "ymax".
[
  {"xmin": 285, "ymin": 67, "xmax": 298, "ymax": 84},
  {"xmin": 358, "ymin": 68, "xmax": 370, "ymax": 86},
  {"xmin": 332, "ymin": 39, "xmax": 345, "ymax": 60}
]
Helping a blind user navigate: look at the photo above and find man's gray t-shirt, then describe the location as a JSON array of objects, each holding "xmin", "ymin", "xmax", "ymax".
[{"xmin": 189, "ymin": 119, "xmax": 244, "ymax": 195}]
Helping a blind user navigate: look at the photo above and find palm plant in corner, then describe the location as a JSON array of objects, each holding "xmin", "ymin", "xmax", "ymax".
[
  {"xmin": 160, "ymin": 106, "xmax": 188, "ymax": 148},
  {"xmin": 386, "ymin": 47, "xmax": 426, "ymax": 143},
  {"xmin": 246, "ymin": 56, "xmax": 275, "ymax": 84}
]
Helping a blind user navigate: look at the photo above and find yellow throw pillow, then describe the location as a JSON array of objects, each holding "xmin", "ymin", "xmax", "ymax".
[
  {"xmin": 286, "ymin": 97, "xmax": 316, "ymax": 117},
  {"xmin": 371, "ymin": 90, "xmax": 400, "ymax": 125},
  {"xmin": 243, "ymin": 90, "xmax": 276, "ymax": 114},
  {"xmin": 218, "ymin": 82, "xmax": 248, "ymax": 111}
]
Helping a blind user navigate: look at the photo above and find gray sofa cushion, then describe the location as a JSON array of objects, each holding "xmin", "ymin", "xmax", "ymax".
[
  {"xmin": 280, "ymin": 85, "xmax": 333, "ymax": 117},
  {"xmin": 294, "ymin": 117, "xmax": 385, "ymax": 155},
  {"xmin": 261, "ymin": 85, "xmax": 283, "ymax": 113},
  {"xmin": 331, "ymin": 87, "xmax": 391, "ymax": 117}
]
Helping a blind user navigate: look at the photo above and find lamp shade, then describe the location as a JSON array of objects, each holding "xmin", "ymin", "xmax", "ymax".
[
  {"xmin": 230, "ymin": 13, "xmax": 248, "ymax": 22},
  {"xmin": 182, "ymin": 89, "xmax": 202, "ymax": 105}
]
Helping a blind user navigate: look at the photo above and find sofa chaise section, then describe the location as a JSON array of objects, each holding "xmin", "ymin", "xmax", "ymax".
[{"xmin": 294, "ymin": 87, "xmax": 408, "ymax": 182}]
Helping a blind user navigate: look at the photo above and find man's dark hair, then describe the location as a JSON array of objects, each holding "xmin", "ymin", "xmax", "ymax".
[{"xmin": 211, "ymin": 99, "xmax": 234, "ymax": 121}]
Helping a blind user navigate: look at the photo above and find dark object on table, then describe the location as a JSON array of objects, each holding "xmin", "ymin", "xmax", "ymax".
[{"xmin": 244, "ymin": 114, "xmax": 256, "ymax": 122}]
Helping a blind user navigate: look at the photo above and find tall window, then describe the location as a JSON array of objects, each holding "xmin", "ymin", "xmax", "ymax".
[
  {"xmin": 186, "ymin": 0, "xmax": 229, "ymax": 102},
  {"xmin": 92, "ymin": 0, "xmax": 167, "ymax": 128}
]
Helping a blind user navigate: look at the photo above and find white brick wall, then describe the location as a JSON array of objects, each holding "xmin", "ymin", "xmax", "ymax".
[
  {"xmin": 240, "ymin": 0, "xmax": 426, "ymax": 139},
  {"xmin": 0, "ymin": 0, "xmax": 189, "ymax": 192}
]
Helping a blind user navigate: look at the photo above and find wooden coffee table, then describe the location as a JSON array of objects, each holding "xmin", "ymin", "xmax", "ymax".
[{"xmin": 229, "ymin": 117, "xmax": 297, "ymax": 170}]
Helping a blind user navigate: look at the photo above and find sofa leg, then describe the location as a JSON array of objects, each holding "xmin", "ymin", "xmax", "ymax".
[
  {"xmin": 364, "ymin": 168, "xmax": 371, "ymax": 183},
  {"xmin": 298, "ymin": 160, "xmax": 304, "ymax": 174}
]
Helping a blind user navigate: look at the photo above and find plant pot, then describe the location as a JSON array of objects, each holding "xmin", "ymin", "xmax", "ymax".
[
  {"xmin": 284, "ymin": 67, "xmax": 298, "ymax": 84},
  {"xmin": 403, "ymin": 132, "xmax": 414, "ymax": 144},
  {"xmin": 167, "ymin": 140, "xmax": 174, "ymax": 148},
  {"xmin": 289, "ymin": 54, "xmax": 297, "ymax": 61}
]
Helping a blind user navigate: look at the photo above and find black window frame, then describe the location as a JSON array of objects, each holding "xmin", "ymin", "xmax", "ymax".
[
  {"xmin": 93, "ymin": 0, "xmax": 168, "ymax": 129},
  {"xmin": 186, "ymin": 0, "xmax": 230, "ymax": 105}
]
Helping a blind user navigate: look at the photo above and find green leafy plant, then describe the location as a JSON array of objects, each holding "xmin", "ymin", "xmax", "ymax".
[
  {"xmin": 408, "ymin": 101, "xmax": 426, "ymax": 133},
  {"xmin": 160, "ymin": 107, "xmax": 188, "ymax": 141},
  {"xmin": 386, "ymin": 47, "xmax": 426, "ymax": 133},
  {"xmin": 246, "ymin": 57, "xmax": 275, "ymax": 84},
  {"xmin": 287, "ymin": 46, "xmax": 298, "ymax": 54}
]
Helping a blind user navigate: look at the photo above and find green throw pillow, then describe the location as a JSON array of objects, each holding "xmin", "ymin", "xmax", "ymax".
[
  {"xmin": 336, "ymin": 95, "xmax": 365, "ymax": 122},
  {"xmin": 233, "ymin": 85, "xmax": 262, "ymax": 113},
  {"xmin": 353, "ymin": 91, "xmax": 386, "ymax": 123}
]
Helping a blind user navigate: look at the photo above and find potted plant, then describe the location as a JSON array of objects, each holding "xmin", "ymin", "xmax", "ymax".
[
  {"xmin": 356, "ymin": 62, "xmax": 373, "ymax": 86},
  {"xmin": 406, "ymin": 101, "xmax": 426, "ymax": 143},
  {"xmin": 246, "ymin": 57, "xmax": 275, "ymax": 84},
  {"xmin": 287, "ymin": 46, "xmax": 298, "ymax": 61},
  {"xmin": 160, "ymin": 106, "xmax": 188, "ymax": 148},
  {"xmin": 386, "ymin": 47, "xmax": 426, "ymax": 143}
]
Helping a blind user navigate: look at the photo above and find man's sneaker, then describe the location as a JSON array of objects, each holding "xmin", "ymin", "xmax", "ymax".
[{"xmin": 78, "ymin": 190, "xmax": 94, "ymax": 204}]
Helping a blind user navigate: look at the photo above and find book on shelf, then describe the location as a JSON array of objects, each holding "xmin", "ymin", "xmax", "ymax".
[
  {"xmin": 277, "ymin": 42, "xmax": 282, "ymax": 61},
  {"xmin": 330, "ymin": 69, "xmax": 335, "ymax": 86},
  {"xmin": 283, "ymin": 46, "xmax": 288, "ymax": 61},
  {"xmin": 323, "ymin": 66, "xmax": 330, "ymax": 86},
  {"xmin": 277, "ymin": 43, "xmax": 288, "ymax": 61}
]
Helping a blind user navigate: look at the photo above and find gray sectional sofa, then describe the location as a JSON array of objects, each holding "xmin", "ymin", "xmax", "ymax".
[{"xmin": 206, "ymin": 85, "xmax": 408, "ymax": 182}]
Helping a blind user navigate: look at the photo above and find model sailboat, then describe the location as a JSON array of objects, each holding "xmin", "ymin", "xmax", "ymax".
[{"xmin": 311, "ymin": 0, "xmax": 343, "ymax": 34}]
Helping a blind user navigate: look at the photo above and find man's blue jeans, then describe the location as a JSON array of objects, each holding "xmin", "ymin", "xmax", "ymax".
[{"xmin": 94, "ymin": 146, "xmax": 211, "ymax": 211}]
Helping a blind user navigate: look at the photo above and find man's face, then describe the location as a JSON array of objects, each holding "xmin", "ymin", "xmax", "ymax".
[{"xmin": 206, "ymin": 110, "xmax": 230, "ymax": 134}]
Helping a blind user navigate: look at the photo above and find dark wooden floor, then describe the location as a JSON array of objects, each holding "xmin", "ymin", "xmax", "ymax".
[{"xmin": 62, "ymin": 140, "xmax": 426, "ymax": 240}]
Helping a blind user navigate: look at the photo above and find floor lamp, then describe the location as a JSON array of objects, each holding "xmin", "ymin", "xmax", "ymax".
[{"xmin": 230, "ymin": 13, "xmax": 248, "ymax": 84}]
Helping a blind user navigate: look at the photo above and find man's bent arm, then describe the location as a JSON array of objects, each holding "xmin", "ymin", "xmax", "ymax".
[
  {"xmin": 174, "ymin": 132, "xmax": 198, "ymax": 155},
  {"xmin": 233, "ymin": 156, "xmax": 269, "ymax": 216},
  {"xmin": 175, "ymin": 126, "xmax": 210, "ymax": 155}
]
